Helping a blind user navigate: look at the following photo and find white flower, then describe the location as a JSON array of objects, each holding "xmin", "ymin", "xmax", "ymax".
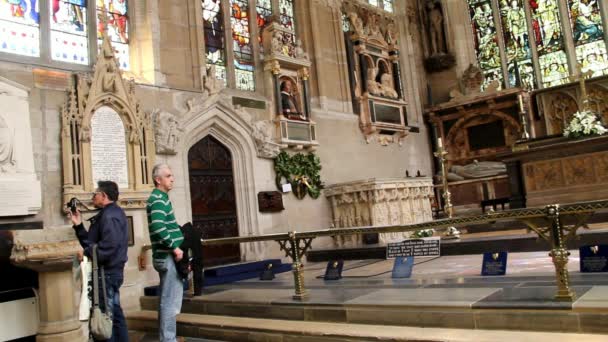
[{"xmin": 563, "ymin": 110, "xmax": 607, "ymax": 138}]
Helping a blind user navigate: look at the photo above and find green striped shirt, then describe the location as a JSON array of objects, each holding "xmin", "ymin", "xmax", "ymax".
[{"xmin": 146, "ymin": 188, "xmax": 184, "ymax": 259}]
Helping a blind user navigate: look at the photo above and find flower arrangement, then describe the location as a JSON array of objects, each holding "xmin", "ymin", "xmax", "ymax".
[
  {"xmin": 563, "ymin": 110, "xmax": 607, "ymax": 138},
  {"xmin": 412, "ymin": 228, "xmax": 435, "ymax": 238}
]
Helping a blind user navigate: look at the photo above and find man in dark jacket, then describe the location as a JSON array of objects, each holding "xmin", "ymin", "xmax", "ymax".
[{"xmin": 70, "ymin": 180, "xmax": 129, "ymax": 342}]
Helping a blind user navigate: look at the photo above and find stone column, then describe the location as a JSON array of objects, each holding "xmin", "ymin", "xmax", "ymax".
[{"xmin": 11, "ymin": 228, "xmax": 86, "ymax": 342}]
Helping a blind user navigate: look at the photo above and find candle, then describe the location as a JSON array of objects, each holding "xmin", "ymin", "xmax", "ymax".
[
  {"xmin": 518, "ymin": 94, "xmax": 524, "ymax": 112},
  {"xmin": 438, "ymin": 138, "xmax": 443, "ymax": 148}
]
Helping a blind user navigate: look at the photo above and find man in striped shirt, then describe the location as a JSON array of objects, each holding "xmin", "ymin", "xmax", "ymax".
[{"xmin": 147, "ymin": 163, "xmax": 184, "ymax": 342}]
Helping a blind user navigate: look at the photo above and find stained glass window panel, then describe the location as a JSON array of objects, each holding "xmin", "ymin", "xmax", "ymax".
[
  {"xmin": 203, "ymin": 0, "xmax": 226, "ymax": 85},
  {"xmin": 368, "ymin": 0, "xmax": 379, "ymax": 6},
  {"xmin": 279, "ymin": 0, "xmax": 294, "ymax": 31},
  {"xmin": 577, "ymin": 41, "xmax": 608, "ymax": 77},
  {"xmin": 529, "ymin": 0, "xmax": 564, "ymax": 55},
  {"xmin": 539, "ymin": 51, "xmax": 569, "ymax": 87},
  {"xmin": 469, "ymin": 1, "xmax": 502, "ymax": 71},
  {"xmin": 235, "ymin": 68, "xmax": 254, "ymax": 91},
  {"xmin": 0, "ymin": 0, "xmax": 40, "ymax": 57},
  {"xmin": 50, "ymin": 0, "xmax": 88, "ymax": 64},
  {"xmin": 508, "ymin": 59, "xmax": 536, "ymax": 89},
  {"xmin": 96, "ymin": 0, "xmax": 129, "ymax": 70},
  {"xmin": 256, "ymin": 0, "xmax": 272, "ymax": 51},
  {"xmin": 567, "ymin": 0, "xmax": 603, "ymax": 46},
  {"xmin": 482, "ymin": 68, "xmax": 504, "ymax": 91},
  {"xmin": 231, "ymin": 0, "xmax": 254, "ymax": 91},
  {"xmin": 500, "ymin": 0, "xmax": 531, "ymax": 61}
]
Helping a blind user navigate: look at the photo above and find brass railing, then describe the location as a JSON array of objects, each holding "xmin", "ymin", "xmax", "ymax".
[{"xmin": 201, "ymin": 199, "xmax": 608, "ymax": 301}]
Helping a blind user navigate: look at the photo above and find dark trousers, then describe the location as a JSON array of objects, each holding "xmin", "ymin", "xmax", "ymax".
[{"xmin": 95, "ymin": 273, "xmax": 128, "ymax": 342}]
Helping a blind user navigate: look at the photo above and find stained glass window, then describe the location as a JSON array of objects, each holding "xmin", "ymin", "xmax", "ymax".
[
  {"xmin": 469, "ymin": 0, "xmax": 503, "ymax": 90},
  {"xmin": 368, "ymin": 0, "xmax": 379, "ymax": 6},
  {"xmin": 279, "ymin": 0, "xmax": 294, "ymax": 31},
  {"xmin": 50, "ymin": 0, "xmax": 89, "ymax": 64},
  {"xmin": 567, "ymin": 0, "xmax": 608, "ymax": 76},
  {"xmin": 203, "ymin": 0, "xmax": 227, "ymax": 85},
  {"xmin": 231, "ymin": 0, "xmax": 254, "ymax": 91},
  {"xmin": 500, "ymin": 0, "xmax": 535, "ymax": 88},
  {"xmin": 577, "ymin": 41, "xmax": 608, "ymax": 77},
  {"xmin": 256, "ymin": 0, "xmax": 272, "ymax": 53},
  {"xmin": 529, "ymin": 0, "xmax": 564, "ymax": 55},
  {"xmin": 0, "ymin": 0, "xmax": 40, "ymax": 57},
  {"xmin": 96, "ymin": 0, "xmax": 130, "ymax": 70},
  {"xmin": 466, "ymin": 0, "xmax": 608, "ymax": 89},
  {"xmin": 540, "ymin": 51, "xmax": 569, "ymax": 87}
]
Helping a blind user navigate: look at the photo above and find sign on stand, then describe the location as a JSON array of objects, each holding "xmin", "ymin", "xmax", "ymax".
[{"xmin": 386, "ymin": 237, "xmax": 441, "ymax": 258}]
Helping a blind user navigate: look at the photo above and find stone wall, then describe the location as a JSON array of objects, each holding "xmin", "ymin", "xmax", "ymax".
[{"xmin": 0, "ymin": 0, "xmax": 434, "ymax": 315}]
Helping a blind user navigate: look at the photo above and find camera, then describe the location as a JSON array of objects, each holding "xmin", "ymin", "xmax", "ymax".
[{"xmin": 67, "ymin": 197, "xmax": 78, "ymax": 214}]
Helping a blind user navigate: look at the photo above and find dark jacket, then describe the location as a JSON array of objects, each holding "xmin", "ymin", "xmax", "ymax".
[{"xmin": 74, "ymin": 202, "xmax": 129, "ymax": 276}]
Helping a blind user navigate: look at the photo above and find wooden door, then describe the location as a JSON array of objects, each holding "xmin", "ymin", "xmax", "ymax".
[{"xmin": 188, "ymin": 136, "xmax": 240, "ymax": 267}]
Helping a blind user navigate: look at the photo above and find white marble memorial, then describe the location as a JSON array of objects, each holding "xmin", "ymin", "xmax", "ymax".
[
  {"xmin": 325, "ymin": 178, "xmax": 434, "ymax": 246},
  {"xmin": 90, "ymin": 106, "xmax": 129, "ymax": 188},
  {"xmin": 0, "ymin": 77, "xmax": 41, "ymax": 216}
]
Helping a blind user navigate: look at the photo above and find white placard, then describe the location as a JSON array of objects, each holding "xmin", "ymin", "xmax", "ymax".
[
  {"xmin": 282, "ymin": 183, "xmax": 292, "ymax": 193},
  {"xmin": 90, "ymin": 106, "xmax": 129, "ymax": 188}
]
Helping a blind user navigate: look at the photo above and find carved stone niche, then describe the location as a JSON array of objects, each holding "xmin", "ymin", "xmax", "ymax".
[
  {"xmin": 325, "ymin": 178, "xmax": 434, "ymax": 247},
  {"xmin": 61, "ymin": 35, "xmax": 156, "ymax": 211},
  {"xmin": 262, "ymin": 21, "xmax": 317, "ymax": 150},
  {"xmin": 0, "ymin": 77, "xmax": 41, "ymax": 216},
  {"xmin": 342, "ymin": 2, "xmax": 409, "ymax": 146}
]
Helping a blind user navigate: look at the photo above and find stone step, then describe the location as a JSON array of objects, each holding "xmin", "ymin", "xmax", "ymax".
[
  {"xmin": 139, "ymin": 286, "xmax": 608, "ymax": 335},
  {"xmin": 126, "ymin": 309, "xmax": 608, "ymax": 342}
]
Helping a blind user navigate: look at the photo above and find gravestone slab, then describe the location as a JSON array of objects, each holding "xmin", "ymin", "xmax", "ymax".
[{"xmin": 0, "ymin": 77, "xmax": 41, "ymax": 216}]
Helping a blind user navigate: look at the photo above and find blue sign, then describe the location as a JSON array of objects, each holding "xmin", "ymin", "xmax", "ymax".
[
  {"xmin": 481, "ymin": 252, "xmax": 508, "ymax": 276},
  {"xmin": 392, "ymin": 256, "xmax": 414, "ymax": 278},
  {"xmin": 580, "ymin": 245, "xmax": 608, "ymax": 273},
  {"xmin": 324, "ymin": 260, "xmax": 344, "ymax": 280}
]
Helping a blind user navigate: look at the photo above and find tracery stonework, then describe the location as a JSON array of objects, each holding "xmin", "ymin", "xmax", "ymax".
[{"xmin": 325, "ymin": 178, "xmax": 434, "ymax": 247}]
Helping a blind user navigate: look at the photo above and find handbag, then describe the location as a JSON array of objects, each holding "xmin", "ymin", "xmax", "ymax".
[{"xmin": 90, "ymin": 245, "xmax": 113, "ymax": 340}]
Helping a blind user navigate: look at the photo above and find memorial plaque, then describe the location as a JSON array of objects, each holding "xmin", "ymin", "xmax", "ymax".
[
  {"xmin": 386, "ymin": 237, "xmax": 441, "ymax": 258},
  {"xmin": 580, "ymin": 245, "xmax": 608, "ymax": 273},
  {"xmin": 257, "ymin": 191, "xmax": 284, "ymax": 212},
  {"xmin": 481, "ymin": 252, "xmax": 508, "ymax": 276},
  {"xmin": 90, "ymin": 106, "xmax": 129, "ymax": 188},
  {"xmin": 324, "ymin": 260, "xmax": 343, "ymax": 280},
  {"xmin": 391, "ymin": 256, "xmax": 414, "ymax": 278},
  {"xmin": 232, "ymin": 96, "xmax": 266, "ymax": 110}
]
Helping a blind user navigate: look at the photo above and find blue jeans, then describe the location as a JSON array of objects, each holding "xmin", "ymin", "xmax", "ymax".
[
  {"xmin": 153, "ymin": 255, "xmax": 183, "ymax": 342},
  {"xmin": 96, "ymin": 273, "xmax": 128, "ymax": 342}
]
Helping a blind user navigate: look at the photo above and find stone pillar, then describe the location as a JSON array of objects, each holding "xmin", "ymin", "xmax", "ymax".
[{"xmin": 11, "ymin": 227, "xmax": 86, "ymax": 342}]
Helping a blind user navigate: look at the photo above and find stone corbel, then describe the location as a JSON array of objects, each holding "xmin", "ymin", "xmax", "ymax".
[{"xmin": 152, "ymin": 109, "xmax": 182, "ymax": 155}]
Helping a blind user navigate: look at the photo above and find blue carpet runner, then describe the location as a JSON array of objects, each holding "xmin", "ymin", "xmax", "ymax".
[{"xmin": 144, "ymin": 259, "xmax": 291, "ymax": 295}]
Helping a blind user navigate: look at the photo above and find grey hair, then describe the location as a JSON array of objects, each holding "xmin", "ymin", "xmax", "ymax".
[{"xmin": 152, "ymin": 163, "xmax": 171, "ymax": 186}]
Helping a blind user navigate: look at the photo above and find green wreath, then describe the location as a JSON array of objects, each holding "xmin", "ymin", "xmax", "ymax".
[{"xmin": 274, "ymin": 151, "xmax": 323, "ymax": 199}]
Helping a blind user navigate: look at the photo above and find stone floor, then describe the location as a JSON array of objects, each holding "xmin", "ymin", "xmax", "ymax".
[{"xmin": 130, "ymin": 250, "xmax": 608, "ymax": 341}]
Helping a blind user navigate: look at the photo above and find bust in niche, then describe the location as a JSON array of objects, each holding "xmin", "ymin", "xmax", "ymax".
[{"xmin": 280, "ymin": 79, "xmax": 305, "ymax": 121}]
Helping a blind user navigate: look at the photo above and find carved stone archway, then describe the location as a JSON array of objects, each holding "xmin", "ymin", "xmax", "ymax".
[{"xmin": 178, "ymin": 95, "xmax": 264, "ymax": 261}]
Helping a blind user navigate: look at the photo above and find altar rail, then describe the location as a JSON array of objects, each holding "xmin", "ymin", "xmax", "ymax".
[{"xmin": 200, "ymin": 200, "xmax": 608, "ymax": 301}]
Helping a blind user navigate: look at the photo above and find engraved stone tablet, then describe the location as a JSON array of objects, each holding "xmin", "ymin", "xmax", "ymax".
[{"xmin": 90, "ymin": 106, "xmax": 128, "ymax": 188}]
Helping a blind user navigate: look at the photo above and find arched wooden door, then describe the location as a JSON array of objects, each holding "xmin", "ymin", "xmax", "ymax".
[{"xmin": 188, "ymin": 136, "xmax": 240, "ymax": 267}]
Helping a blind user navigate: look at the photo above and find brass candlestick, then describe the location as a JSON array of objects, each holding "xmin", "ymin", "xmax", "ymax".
[
  {"xmin": 517, "ymin": 94, "xmax": 530, "ymax": 140},
  {"xmin": 434, "ymin": 139, "xmax": 454, "ymax": 218}
]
